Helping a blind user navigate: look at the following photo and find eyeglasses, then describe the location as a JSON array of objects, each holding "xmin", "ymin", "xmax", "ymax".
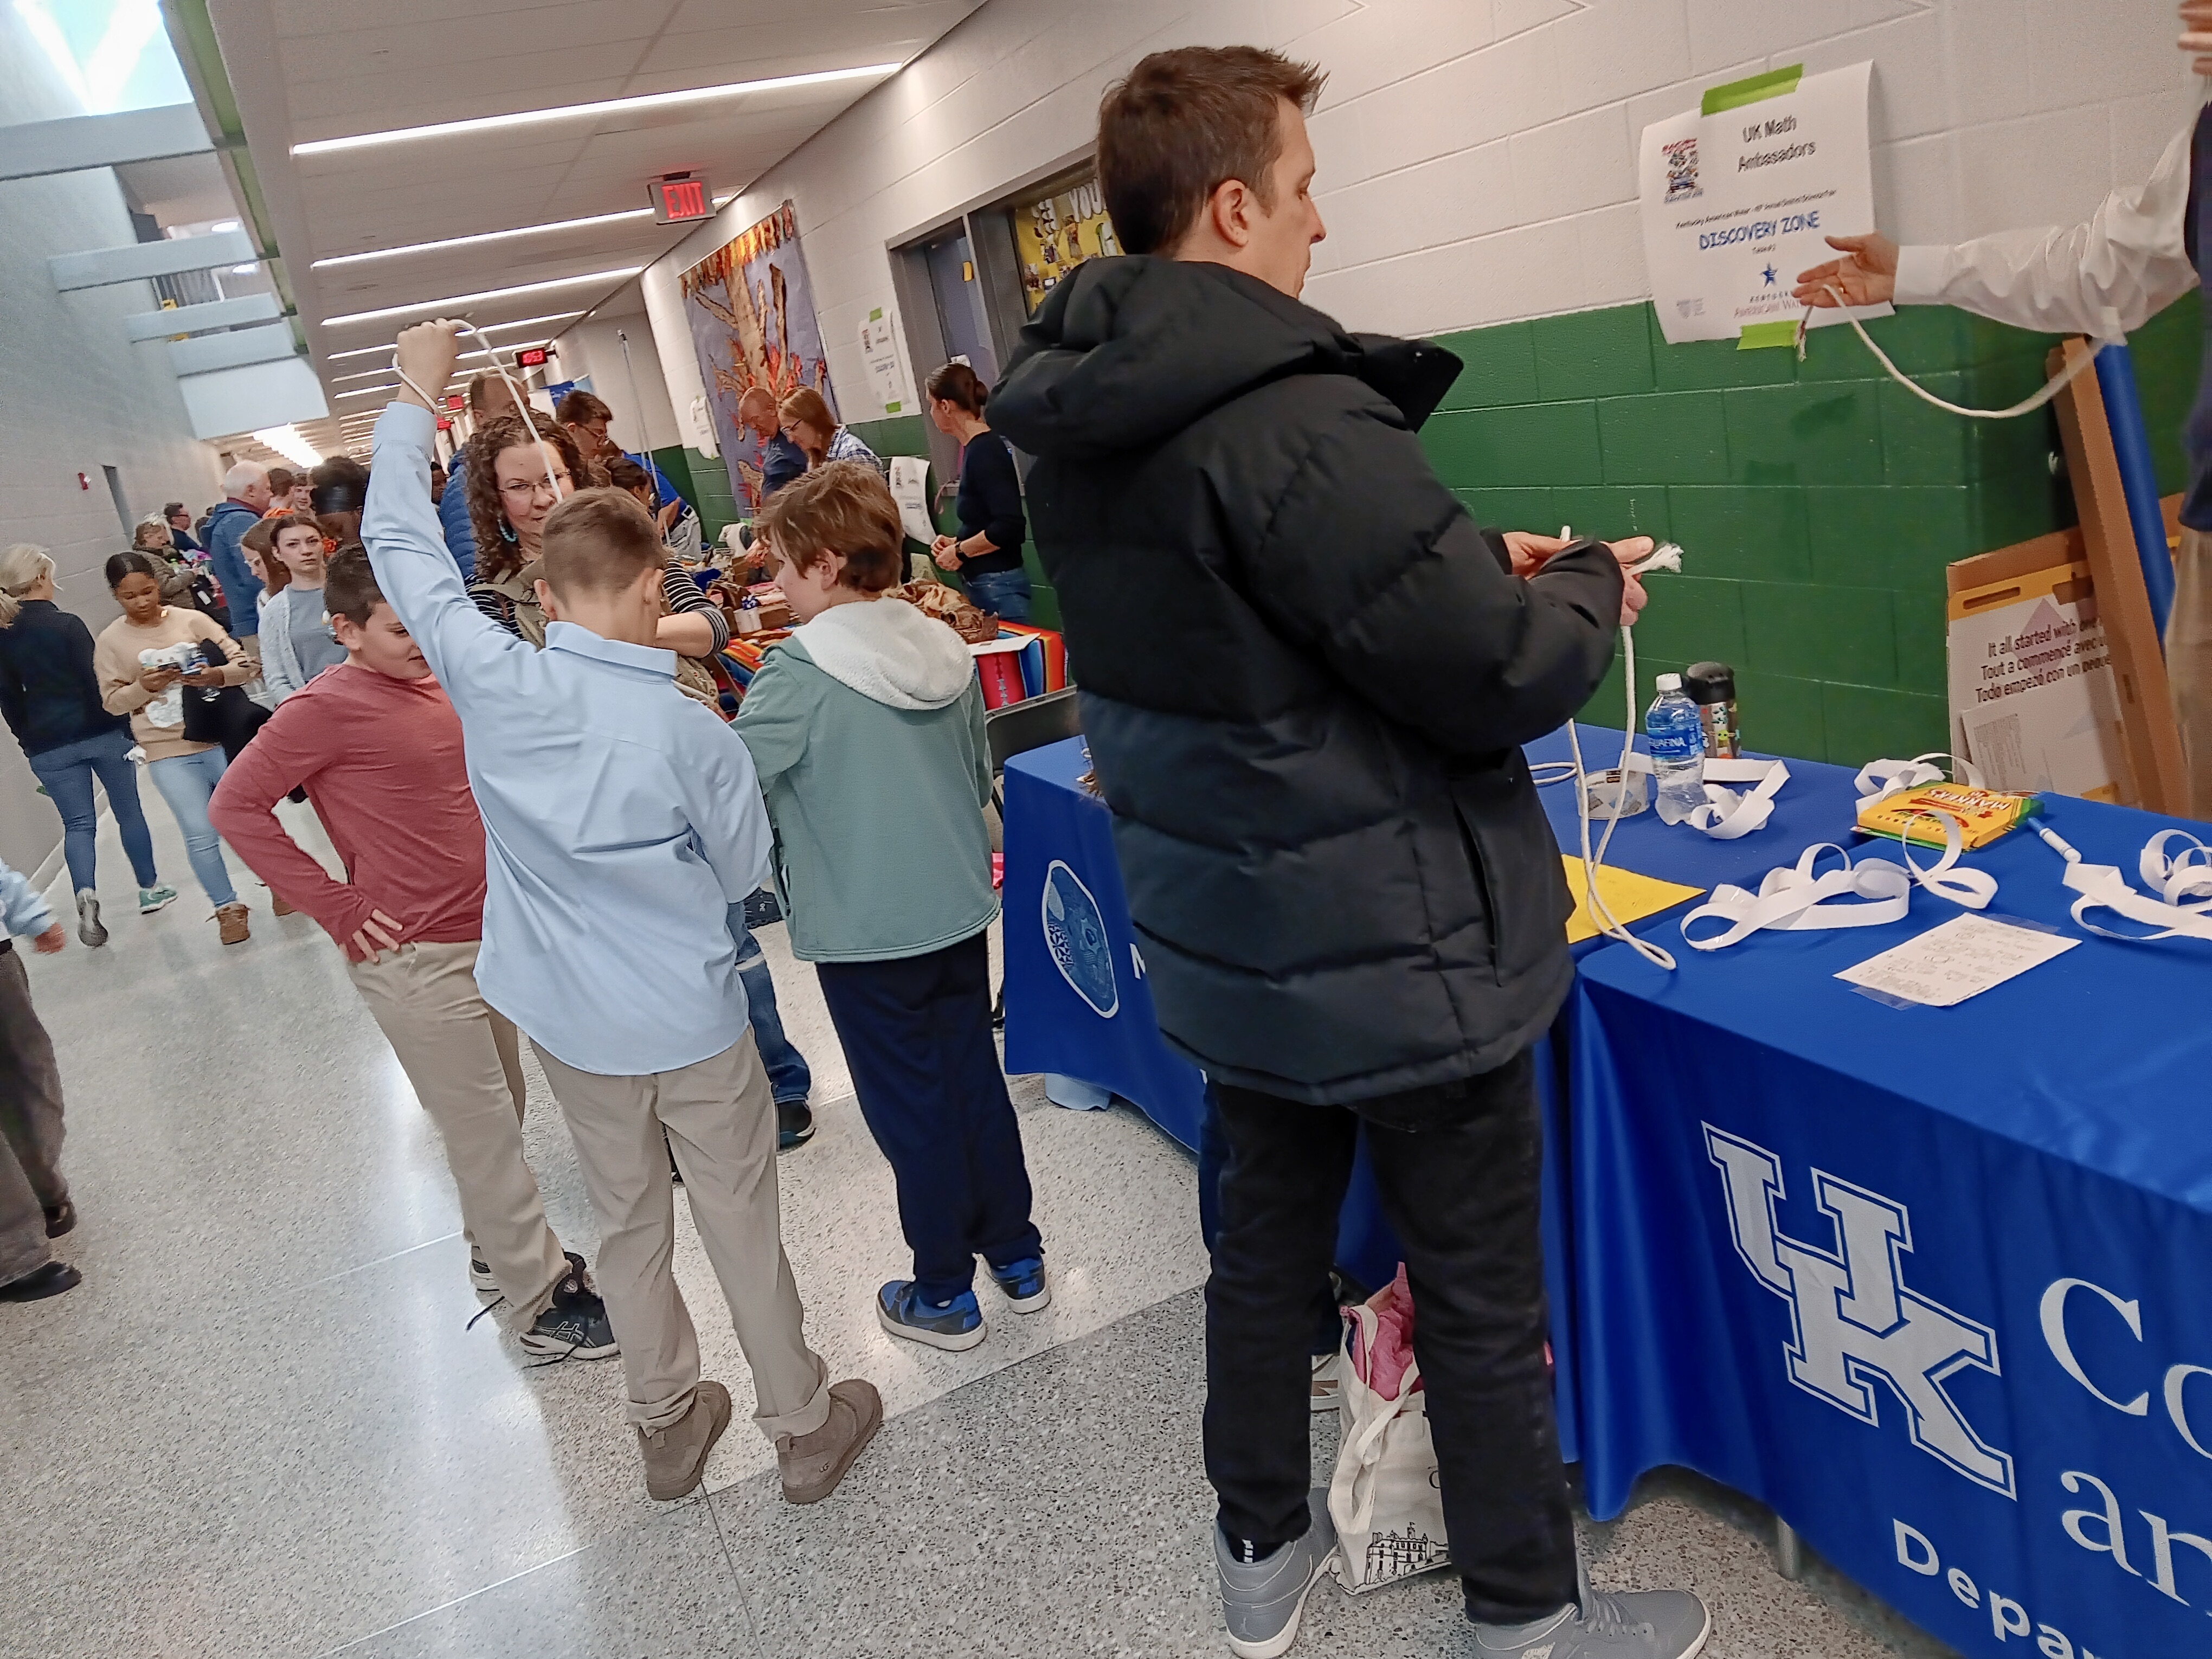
[{"xmin": 498, "ymin": 469, "xmax": 573, "ymax": 503}]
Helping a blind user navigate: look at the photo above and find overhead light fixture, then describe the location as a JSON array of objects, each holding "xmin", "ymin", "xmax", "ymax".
[
  {"xmin": 213, "ymin": 218, "xmax": 241, "ymax": 233},
  {"xmin": 323, "ymin": 272, "xmax": 635, "ymax": 329},
  {"xmin": 228, "ymin": 263, "xmax": 259, "ymax": 274},
  {"xmin": 313, "ymin": 208, "xmax": 654, "ymax": 269},
  {"xmin": 333, "ymin": 384, "xmax": 401, "ymax": 399},
  {"xmin": 253, "ymin": 425, "xmax": 321, "ymax": 468},
  {"xmin": 329, "ymin": 366, "xmax": 400, "ymax": 383},
  {"xmin": 292, "ymin": 63, "xmax": 901, "ymax": 156},
  {"xmin": 322, "ymin": 312, "xmax": 583, "ymax": 361}
]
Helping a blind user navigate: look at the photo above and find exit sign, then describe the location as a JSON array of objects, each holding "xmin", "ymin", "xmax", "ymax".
[
  {"xmin": 648, "ymin": 171, "xmax": 712, "ymax": 224},
  {"xmin": 515, "ymin": 346, "xmax": 550, "ymax": 368},
  {"xmin": 441, "ymin": 394, "xmax": 464, "ymax": 411}
]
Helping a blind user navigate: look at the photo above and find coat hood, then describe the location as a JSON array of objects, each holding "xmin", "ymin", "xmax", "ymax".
[
  {"xmin": 795, "ymin": 595, "xmax": 973, "ymax": 710},
  {"xmin": 990, "ymin": 256, "xmax": 1462, "ymax": 461}
]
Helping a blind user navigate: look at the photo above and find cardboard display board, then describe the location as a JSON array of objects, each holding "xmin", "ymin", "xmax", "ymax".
[{"xmin": 1946, "ymin": 529, "xmax": 2132, "ymax": 803}]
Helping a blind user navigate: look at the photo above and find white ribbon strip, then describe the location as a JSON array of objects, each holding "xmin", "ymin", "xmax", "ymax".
[
  {"xmin": 2053, "ymin": 828, "xmax": 2212, "ymax": 943},
  {"xmin": 1855, "ymin": 752, "xmax": 1985, "ymax": 803},
  {"xmin": 1680, "ymin": 809, "xmax": 1995, "ymax": 950},
  {"xmin": 1683, "ymin": 759, "xmax": 1789, "ymax": 840}
]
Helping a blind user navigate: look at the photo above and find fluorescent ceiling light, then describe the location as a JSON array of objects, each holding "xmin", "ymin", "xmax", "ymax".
[
  {"xmin": 313, "ymin": 208, "xmax": 652, "ymax": 269},
  {"xmin": 292, "ymin": 63, "xmax": 900, "ymax": 156},
  {"xmin": 334, "ymin": 384, "xmax": 399, "ymax": 398},
  {"xmin": 330, "ymin": 366, "xmax": 399, "ymax": 383},
  {"xmin": 213, "ymin": 218, "xmax": 240, "ymax": 233},
  {"xmin": 228, "ymin": 262, "xmax": 258, "ymax": 274},
  {"xmin": 323, "ymin": 312, "xmax": 581, "ymax": 361},
  {"xmin": 323, "ymin": 272, "xmax": 635, "ymax": 329},
  {"xmin": 253, "ymin": 425, "xmax": 320, "ymax": 468}
]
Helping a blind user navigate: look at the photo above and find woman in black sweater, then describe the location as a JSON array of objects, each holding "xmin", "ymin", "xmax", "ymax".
[
  {"xmin": 0, "ymin": 545, "xmax": 172, "ymax": 944},
  {"xmin": 925, "ymin": 362, "xmax": 1032, "ymax": 622}
]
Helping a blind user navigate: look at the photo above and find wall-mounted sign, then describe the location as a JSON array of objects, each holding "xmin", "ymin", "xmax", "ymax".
[
  {"xmin": 1012, "ymin": 172, "xmax": 1118, "ymax": 315},
  {"xmin": 1638, "ymin": 61, "xmax": 1887, "ymax": 347},
  {"xmin": 859, "ymin": 306, "xmax": 908, "ymax": 416},
  {"xmin": 515, "ymin": 346, "xmax": 550, "ymax": 368},
  {"xmin": 649, "ymin": 172, "xmax": 713, "ymax": 225}
]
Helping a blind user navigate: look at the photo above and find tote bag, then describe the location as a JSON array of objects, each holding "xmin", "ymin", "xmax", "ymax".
[{"xmin": 1327, "ymin": 1268, "xmax": 1451, "ymax": 1594}]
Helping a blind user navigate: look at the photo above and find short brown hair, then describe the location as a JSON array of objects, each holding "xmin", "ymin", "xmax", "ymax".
[
  {"xmin": 1097, "ymin": 46, "xmax": 1326, "ymax": 256},
  {"xmin": 267, "ymin": 466, "xmax": 295, "ymax": 494},
  {"xmin": 758, "ymin": 460, "xmax": 903, "ymax": 594},
  {"xmin": 322, "ymin": 546, "xmax": 385, "ymax": 627},
  {"xmin": 539, "ymin": 486, "xmax": 665, "ymax": 600},
  {"xmin": 925, "ymin": 362, "xmax": 987, "ymax": 416},
  {"xmin": 556, "ymin": 389, "xmax": 612, "ymax": 426}
]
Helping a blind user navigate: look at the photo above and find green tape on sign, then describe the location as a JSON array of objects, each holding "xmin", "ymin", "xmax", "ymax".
[
  {"xmin": 1701, "ymin": 64, "xmax": 1802, "ymax": 116},
  {"xmin": 1737, "ymin": 319, "xmax": 1801, "ymax": 351},
  {"xmin": 869, "ymin": 307, "xmax": 883, "ymax": 321}
]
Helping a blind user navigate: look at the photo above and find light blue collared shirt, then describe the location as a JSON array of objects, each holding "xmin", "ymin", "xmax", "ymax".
[
  {"xmin": 362, "ymin": 401, "xmax": 770, "ymax": 1076},
  {"xmin": 0, "ymin": 856, "xmax": 52, "ymax": 941}
]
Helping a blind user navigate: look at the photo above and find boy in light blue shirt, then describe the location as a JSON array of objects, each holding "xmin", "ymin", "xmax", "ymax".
[{"xmin": 362, "ymin": 321, "xmax": 880, "ymax": 1508}]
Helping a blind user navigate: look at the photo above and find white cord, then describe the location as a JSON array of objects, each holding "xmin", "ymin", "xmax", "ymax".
[
  {"xmin": 392, "ymin": 319, "xmax": 565, "ymax": 510},
  {"xmin": 1797, "ymin": 284, "xmax": 2103, "ymax": 419},
  {"xmin": 1556, "ymin": 529, "xmax": 1680, "ymax": 972}
]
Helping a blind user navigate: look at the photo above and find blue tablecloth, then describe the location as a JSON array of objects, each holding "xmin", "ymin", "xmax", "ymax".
[
  {"xmin": 1000, "ymin": 736, "xmax": 1208, "ymax": 1150},
  {"xmin": 1570, "ymin": 789, "xmax": 2212, "ymax": 1657}
]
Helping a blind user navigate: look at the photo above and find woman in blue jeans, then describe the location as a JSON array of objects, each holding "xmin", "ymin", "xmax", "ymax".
[
  {"xmin": 925, "ymin": 362, "xmax": 1034, "ymax": 623},
  {"xmin": 0, "ymin": 545, "xmax": 175, "ymax": 945},
  {"xmin": 92, "ymin": 553, "xmax": 257, "ymax": 946}
]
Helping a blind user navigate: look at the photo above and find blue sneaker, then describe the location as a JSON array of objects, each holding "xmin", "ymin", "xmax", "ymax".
[
  {"xmin": 986, "ymin": 1255, "xmax": 1051, "ymax": 1314},
  {"xmin": 876, "ymin": 1281, "xmax": 987, "ymax": 1351}
]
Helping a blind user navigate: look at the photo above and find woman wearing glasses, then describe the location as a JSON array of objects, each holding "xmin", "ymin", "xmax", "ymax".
[{"xmin": 462, "ymin": 412, "xmax": 583, "ymax": 645}]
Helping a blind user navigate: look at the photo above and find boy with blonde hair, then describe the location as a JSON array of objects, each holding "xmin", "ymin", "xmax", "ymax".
[{"xmin": 361, "ymin": 320, "xmax": 879, "ymax": 1506}]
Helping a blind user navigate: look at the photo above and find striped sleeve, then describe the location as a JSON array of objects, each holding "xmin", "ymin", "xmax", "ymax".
[{"xmin": 663, "ymin": 563, "xmax": 730, "ymax": 652}]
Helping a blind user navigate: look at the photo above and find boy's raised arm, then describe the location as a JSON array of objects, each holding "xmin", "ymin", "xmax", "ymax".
[{"xmin": 363, "ymin": 320, "xmax": 520, "ymax": 692}]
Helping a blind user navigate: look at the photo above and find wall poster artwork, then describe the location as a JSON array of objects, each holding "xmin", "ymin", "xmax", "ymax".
[
  {"xmin": 679, "ymin": 201, "xmax": 834, "ymax": 512},
  {"xmin": 1012, "ymin": 172, "xmax": 1118, "ymax": 315}
]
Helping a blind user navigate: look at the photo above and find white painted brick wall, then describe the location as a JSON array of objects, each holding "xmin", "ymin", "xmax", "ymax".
[
  {"xmin": 0, "ymin": 15, "xmax": 229, "ymax": 872},
  {"xmin": 634, "ymin": 0, "xmax": 2203, "ymax": 436}
]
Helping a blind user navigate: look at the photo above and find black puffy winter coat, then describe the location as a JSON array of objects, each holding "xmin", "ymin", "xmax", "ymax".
[{"xmin": 992, "ymin": 258, "xmax": 1623, "ymax": 1105}]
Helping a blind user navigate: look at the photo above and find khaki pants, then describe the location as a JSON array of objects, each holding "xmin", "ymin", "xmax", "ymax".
[
  {"xmin": 0, "ymin": 949, "xmax": 66, "ymax": 1289},
  {"xmin": 348, "ymin": 941, "xmax": 568, "ymax": 1327},
  {"xmin": 2171, "ymin": 527, "xmax": 2212, "ymax": 822},
  {"xmin": 533, "ymin": 1033, "xmax": 831, "ymax": 1438}
]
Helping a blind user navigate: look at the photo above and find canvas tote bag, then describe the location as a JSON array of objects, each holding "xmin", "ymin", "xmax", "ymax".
[{"xmin": 1328, "ymin": 1266, "xmax": 1451, "ymax": 1593}]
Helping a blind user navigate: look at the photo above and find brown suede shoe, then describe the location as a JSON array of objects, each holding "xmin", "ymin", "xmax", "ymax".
[
  {"xmin": 637, "ymin": 1379, "xmax": 731, "ymax": 1502},
  {"xmin": 272, "ymin": 893, "xmax": 295, "ymax": 917},
  {"xmin": 215, "ymin": 903, "xmax": 250, "ymax": 945},
  {"xmin": 776, "ymin": 1378, "xmax": 883, "ymax": 1504}
]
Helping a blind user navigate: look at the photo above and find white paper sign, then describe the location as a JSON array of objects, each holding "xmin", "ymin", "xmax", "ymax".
[
  {"xmin": 1835, "ymin": 913, "xmax": 2077, "ymax": 1009},
  {"xmin": 1638, "ymin": 62, "xmax": 1892, "ymax": 345},
  {"xmin": 859, "ymin": 306, "xmax": 909, "ymax": 416}
]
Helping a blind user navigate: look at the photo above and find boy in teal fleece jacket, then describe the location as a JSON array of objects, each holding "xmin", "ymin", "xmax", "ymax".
[{"xmin": 735, "ymin": 461, "xmax": 1046, "ymax": 1352}]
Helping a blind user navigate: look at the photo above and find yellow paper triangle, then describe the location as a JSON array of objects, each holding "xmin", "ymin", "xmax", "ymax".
[{"xmin": 1560, "ymin": 855, "xmax": 1704, "ymax": 945}]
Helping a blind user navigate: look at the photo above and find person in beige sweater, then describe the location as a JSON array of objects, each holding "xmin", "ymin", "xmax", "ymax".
[{"xmin": 93, "ymin": 552, "xmax": 256, "ymax": 945}]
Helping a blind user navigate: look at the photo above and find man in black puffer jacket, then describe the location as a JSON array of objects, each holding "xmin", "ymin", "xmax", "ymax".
[{"xmin": 994, "ymin": 44, "xmax": 1706, "ymax": 1659}]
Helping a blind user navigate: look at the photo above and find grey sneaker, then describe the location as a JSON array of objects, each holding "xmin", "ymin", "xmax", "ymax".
[
  {"xmin": 75, "ymin": 890, "xmax": 106, "ymax": 947},
  {"xmin": 1472, "ymin": 1565, "xmax": 1711, "ymax": 1659},
  {"xmin": 1216, "ymin": 1488, "xmax": 1336, "ymax": 1659}
]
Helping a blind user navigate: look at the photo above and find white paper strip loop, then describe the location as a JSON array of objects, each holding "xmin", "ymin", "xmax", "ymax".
[
  {"xmin": 1683, "ymin": 759, "xmax": 1789, "ymax": 840},
  {"xmin": 2050, "ymin": 828, "xmax": 2212, "ymax": 943},
  {"xmin": 1854, "ymin": 752, "xmax": 1985, "ymax": 803},
  {"xmin": 1680, "ymin": 811, "xmax": 1994, "ymax": 951}
]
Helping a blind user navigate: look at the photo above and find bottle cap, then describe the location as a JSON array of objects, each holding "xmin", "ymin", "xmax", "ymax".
[
  {"xmin": 1684, "ymin": 661, "xmax": 1735, "ymax": 705},
  {"xmin": 1654, "ymin": 672, "xmax": 1682, "ymax": 692}
]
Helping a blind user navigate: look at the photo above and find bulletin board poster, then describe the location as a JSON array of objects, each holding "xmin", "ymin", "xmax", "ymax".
[
  {"xmin": 678, "ymin": 201, "xmax": 833, "ymax": 511},
  {"xmin": 1638, "ymin": 61, "xmax": 1891, "ymax": 346},
  {"xmin": 1013, "ymin": 172, "xmax": 1120, "ymax": 315}
]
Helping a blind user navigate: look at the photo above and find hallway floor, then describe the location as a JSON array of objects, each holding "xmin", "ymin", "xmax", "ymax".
[{"xmin": 0, "ymin": 800, "xmax": 1954, "ymax": 1658}]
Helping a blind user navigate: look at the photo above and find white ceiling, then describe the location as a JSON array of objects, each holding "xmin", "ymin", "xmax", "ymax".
[{"xmin": 206, "ymin": 0, "xmax": 981, "ymax": 458}]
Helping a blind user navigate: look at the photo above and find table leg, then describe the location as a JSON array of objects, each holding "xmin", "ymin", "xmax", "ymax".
[{"xmin": 1774, "ymin": 1516, "xmax": 1803, "ymax": 1581}]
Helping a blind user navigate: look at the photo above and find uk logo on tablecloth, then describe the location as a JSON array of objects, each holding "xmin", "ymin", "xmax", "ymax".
[
  {"xmin": 1043, "ymin": 859, "xmax": 1118, "ymax": 1018},
  {"xmin": 1705, "ymin": 1124, "xmax": 2016, "ymax": 1497}
]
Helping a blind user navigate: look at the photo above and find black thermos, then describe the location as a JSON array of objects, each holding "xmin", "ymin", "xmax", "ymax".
[{"xmin": 1684, "ymin": 661, "xmax": 1740, "ymax": 759}]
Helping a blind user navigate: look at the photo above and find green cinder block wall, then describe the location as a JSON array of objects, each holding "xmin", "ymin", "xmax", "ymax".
[{"xmin": 1422, "ymin": 292, "xmax": 2201, "ymax": 765}]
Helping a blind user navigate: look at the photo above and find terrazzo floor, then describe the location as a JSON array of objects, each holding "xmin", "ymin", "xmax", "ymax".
[{"xmin": 0, "ymin": 795, "xmax": 1957, "ymax": 1658}]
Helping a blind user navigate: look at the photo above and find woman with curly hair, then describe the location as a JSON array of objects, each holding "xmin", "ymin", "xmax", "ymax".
[{"xmin": 461, "ymin": 411, "xmax": 582, "ymax": 645}]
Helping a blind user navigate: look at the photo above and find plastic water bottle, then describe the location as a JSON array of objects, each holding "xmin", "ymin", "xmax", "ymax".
[{"xmin": 1645, "ymin": 673, "xmax": 1707, "ymax": 824}]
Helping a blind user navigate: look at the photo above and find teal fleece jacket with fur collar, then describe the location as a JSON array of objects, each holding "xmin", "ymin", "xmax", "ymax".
[{"xmin": 732, "ymin": 595, "xmax": 997, "ymax": 962}]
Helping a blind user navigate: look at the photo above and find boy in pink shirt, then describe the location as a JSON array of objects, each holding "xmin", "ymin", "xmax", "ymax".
[{"xmin": 210, "ymin": 548, "xmax": 614, "ymax": 1362}]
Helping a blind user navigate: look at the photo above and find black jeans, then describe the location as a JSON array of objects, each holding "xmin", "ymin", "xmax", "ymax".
[
  {"xmin": 814, "ymin": 932, "xmax": 1042, "ymax": 1303},
  {"xmin": 1204, "ymin": 1051, "xmax": 1577, "ymax": 1624}
]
